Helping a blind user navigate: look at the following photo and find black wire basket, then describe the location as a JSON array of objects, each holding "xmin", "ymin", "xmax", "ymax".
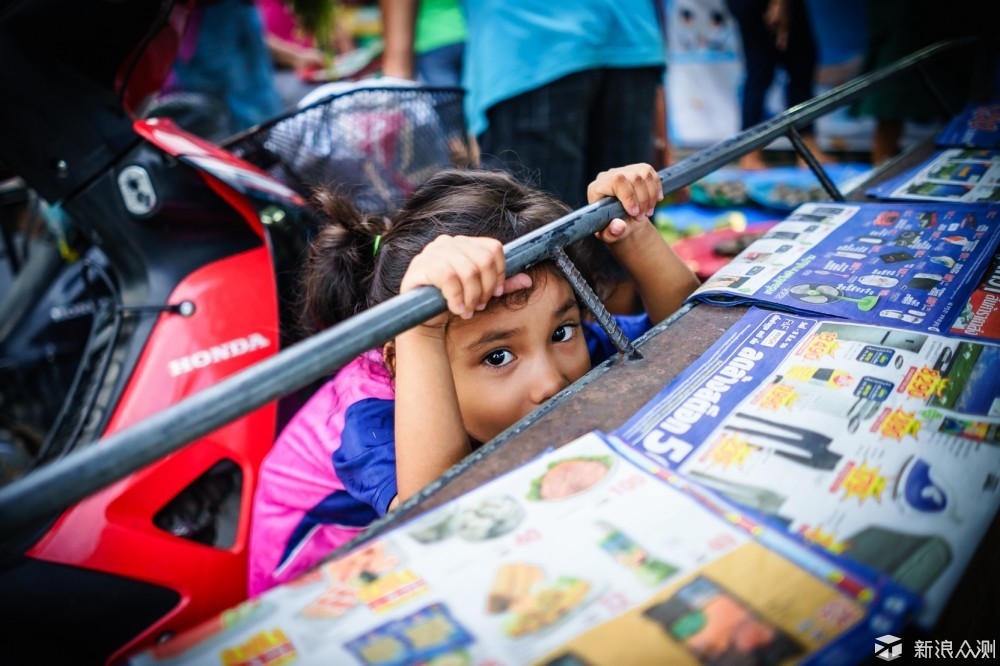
[{"xmin": 224, "ymin": 86, "xmax": 470, "ymax": 214}]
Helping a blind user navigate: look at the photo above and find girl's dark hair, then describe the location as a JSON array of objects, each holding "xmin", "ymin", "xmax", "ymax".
[{"xmin": 301, "ymin": 169, "xmax": 604, "ymax": 333}]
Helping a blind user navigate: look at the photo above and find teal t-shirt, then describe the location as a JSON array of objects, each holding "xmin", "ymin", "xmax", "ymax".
[{"xmin": 460, "ymin": 0, "xmax": 665, "ymax": 136}]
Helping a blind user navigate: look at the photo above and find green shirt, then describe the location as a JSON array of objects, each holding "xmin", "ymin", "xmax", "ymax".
[{"xmin": 414, "ymin": 0, "xmax": 467, "ymax": 54}]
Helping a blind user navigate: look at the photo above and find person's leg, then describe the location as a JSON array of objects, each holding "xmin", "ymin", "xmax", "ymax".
[
  {"xmin": 586, "ymin": 66, "xmax": 662, "ymax": 314},
  {"xmin": 478, "ymin": 70, "xmax": 594, "ymax": 207},
  {"xmin": 726, "ymin": 0, "xmax": 776, "ymax": 169},
  {"xmin": 779, "ymin": 0, "xmax": 834, "ymax": 164},
  {"xmin": 586, "ymin": 66, "xmax": 662, "ymax": 195},
  {"xmin": 873, "ymin": 120, "xmax": 904, "ymax": 165},
  {"xmin": 228, "ymin": 0, "xmax": 282, "ymax": 129},
  {"xmin": 780, "ymin": 0, "xmax": 817, "ymax": 111},
  {"xmin": 415, "ymin": 41, "xmax": 464, "ymax": 87}
]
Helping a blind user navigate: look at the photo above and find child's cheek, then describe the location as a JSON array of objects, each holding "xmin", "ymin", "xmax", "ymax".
[{"xmin": 566, "ymin": 342, "xmax": 591, "ymax": 382}]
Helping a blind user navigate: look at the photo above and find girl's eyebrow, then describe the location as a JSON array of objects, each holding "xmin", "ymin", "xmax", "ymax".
[
  {"xmin": 468, "ymin": 296, "xmax": 579, "ymax": 350},
  {"xmin": 554, "ymin": 296, "xmax": 578, "ymax": 318},
  {"xmin": 469, "ymin": 327, "xmax": 523, "ymax": 350}
]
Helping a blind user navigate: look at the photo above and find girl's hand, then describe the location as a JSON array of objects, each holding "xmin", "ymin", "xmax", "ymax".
[
  {"xmin": 587, "ymin": 163, "xmax": 663, "ymax": 245},
  {"xmin": 393, "ymin": 236, "xmax": 531, "ymax": 503},
  {"xmin": 585, "ymin": 163, "xmax": 699, "ymax": 323},
  {"xmin": 399, "ymin": 235, "xmax": 532, "ymax": 322}
]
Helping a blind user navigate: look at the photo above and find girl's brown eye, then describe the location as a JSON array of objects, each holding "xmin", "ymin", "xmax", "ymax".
[
  {"xmin": 552, "ymin": 324, "xmax": 578, "ymax": 343},
  {"xmin": 484, "ymin": 350, "xmax": 513, "ymax": 367}
]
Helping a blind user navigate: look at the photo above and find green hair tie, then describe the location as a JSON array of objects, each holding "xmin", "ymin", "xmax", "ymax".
[{"xmin": 372, "ymin": 234, "xmax": 382, "ymax": 257}]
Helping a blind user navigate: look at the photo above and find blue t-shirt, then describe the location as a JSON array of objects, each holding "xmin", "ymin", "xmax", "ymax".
[
  {"xmin": 334, "ymin": 313, "xmax": 651, "ymax": 509},
  {"xmin": 460, "ymin": 0, "xmax": 665, "ymax": 135}
]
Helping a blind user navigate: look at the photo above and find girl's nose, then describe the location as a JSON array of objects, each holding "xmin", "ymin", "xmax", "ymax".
[{"xmin": 530, "ymin": 357, "xmax": 570, "ymax": 405}]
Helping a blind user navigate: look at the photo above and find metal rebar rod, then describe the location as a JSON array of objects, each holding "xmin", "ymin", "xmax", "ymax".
[
  {"xmin": 786, "ymin": 125, "xmax": 845, "ymax": 202},
  {"xmin": 552, "ymin": 246, "xmax": 639, "ymax": 359},
  {"xmin": 915, "ymin": 64, "xmax": 957, "ymax": 118},
  {"xmin": 0, "ymin": 196, "xmax": 632, "ymax": 534}
]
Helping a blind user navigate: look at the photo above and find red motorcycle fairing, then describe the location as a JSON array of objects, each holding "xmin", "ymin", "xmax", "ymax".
[
  {"xmin": 135, "ymin": 118, "xmax": 306, "ymax": 211},
  {"xmin": 0, "ymin": 1, "xmax": 302, "ymax": 662},
  {"xmin": 27, "ymin": 246, "xmax": 279, "ymax": 663},
  {"xmin": 115, "ymin": 1, "xmax": 194, "ymax": 116}
]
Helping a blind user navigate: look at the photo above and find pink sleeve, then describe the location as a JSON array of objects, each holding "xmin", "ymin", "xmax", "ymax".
[{"xmin": 255, "ymin": 0, "xmax": 314, "ymax": 47}]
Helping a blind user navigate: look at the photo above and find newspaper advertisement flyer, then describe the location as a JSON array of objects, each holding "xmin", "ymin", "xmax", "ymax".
[
  {"xmin": 865, "ymin": 149, "xmax": 1000, "ymax": 203},
  {"xmin": 130, "ymin": 432, "xmax": 915, "ymax": 666},
  {"xmin": 688, "ymin": 202, "xmax": 1000, "ymax": 338},
  {"xmin": 936, "ymin": 103, "xmax": 1000, "ymax": 149},
  {"xmin": 614, "ymin": 308, "xmax": 1000, "ymax": 625},
  {"xmin": 949, "ymin": 247, "xmax": 1000, "ymax": 340}
]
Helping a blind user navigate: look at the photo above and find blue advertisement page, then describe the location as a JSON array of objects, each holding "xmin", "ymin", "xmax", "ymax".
[
  {"xmin": 614, "ymin": 308, "xmax": 1000, "ymax": 626},
  {"xmin": 690, "ymin": 202, "xmax": 1000, "ymax": 336},
  {"xmin": 936, "ymin": 103, "xmax": 1000, "ymax": 149},
  {"xmin": 866, "ymin": 149, "xmax": 1000, "ymax": 204}
]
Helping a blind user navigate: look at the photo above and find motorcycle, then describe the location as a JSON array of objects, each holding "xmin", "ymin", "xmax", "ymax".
[{"xmin": 0, "ymin": 1, "xmax": 466, "ymax": 663}]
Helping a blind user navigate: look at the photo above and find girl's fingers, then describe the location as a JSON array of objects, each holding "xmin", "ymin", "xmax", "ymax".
[
  {"xmin": 442, "ymin": 248, "xmax": 485, "ymax": 317},
  {"xmin": 588, "ymin": 164, "xmax": 661, "ymax": 218},
  {"xmin": 629, "ymin": 164, "xmax": 660, "ymax": 217},
  {"xmin": 410, "ymin": 238, "xmax": 476, "ymax": 317},
  {"xmin": 596, "ymin": 218, "xmax": 629, "ymax": 244},
  {"xmin": 632, "ymin": 171, "xmax": 655, "ymax": 218},
  {"xmin": 428, "ymin": 236, "xmax": 508, "ymax": 317},
  {"xmin": 612, "ymin": 171, "xmax": 642, "ymax": 217},
  {"xmin": 403, "ymin": 236, "xmax": 526, "ymax": 319},
  {"xmin": 453, "ymin": 236, "xmax": 504, "ymax": 308},
  {"xmin": 645, "ymin": 166, "xmax": 664, "ymax": 211},
  {"xmin": 433, "ymin": 266, "xmax": 471, "ymax": 317},
  {"xmin": 586, "ymin": 176, "xmax": 604, "ymax": 206},
  {"xmin": 501, "ymin": 272, "xmax": 533, "ymax": 294},
  {"xmin": 587, "ymin": 170, "xmax": 628, "ymax": 208}
]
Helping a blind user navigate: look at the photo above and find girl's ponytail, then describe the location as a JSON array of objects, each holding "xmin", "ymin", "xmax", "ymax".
[{"xmin": 300, "ymin": 190, "xmax": 390, "ymax": 333}]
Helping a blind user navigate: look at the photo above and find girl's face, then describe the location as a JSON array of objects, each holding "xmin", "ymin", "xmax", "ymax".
[{"xmin": 445, "ymin": 273, "xmax": 591, "ymax": 443}]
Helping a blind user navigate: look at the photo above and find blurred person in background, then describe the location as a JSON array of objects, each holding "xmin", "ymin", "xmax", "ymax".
[
  {"xmin": 381, "ymin": 0, "xmax": 466, "ymax": 87},
  {"xmin": 466, "ymin": 0, "xmax": 667, "ymax": 314},
  {"xmin": 168, "ymin": 0, "xmax": 282, "ymax": 134},
  {"xmin": 854, "ymin": 0, "xmax": 993, "ymax": 165},
  {"xmin": 380, "ymin": 1, "xmax": 667, "ymax": 314},
  {"xmin": 258, "ymin": 0, "xmax": 330, "ymax": 108},
  {"xmin": 725, "ymin": 0, "xmax": 831, "ymax": 169},
  {"xmin": 459, "ymin": 1, "xmax": 664, "ymax": 210}
]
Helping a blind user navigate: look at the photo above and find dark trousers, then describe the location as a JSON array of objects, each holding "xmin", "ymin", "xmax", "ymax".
[
  {"xmin": 478, "ymin": 66, "xmax": 662, "ymax": 209},
  {"xmin": 725, "ymin": 0, "xmax": 817, "ymax": 132}
]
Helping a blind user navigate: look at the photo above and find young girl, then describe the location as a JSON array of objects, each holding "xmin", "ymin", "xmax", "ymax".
[{"xmin": 248, "ymin": 164, "xmax": 699, "ymax": 595}]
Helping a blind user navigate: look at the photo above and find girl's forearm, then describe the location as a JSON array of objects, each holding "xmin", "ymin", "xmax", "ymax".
[
  {"xmin": 393, "ymin": 327, "xmax": 471, "ymax": 503},
  {"xmin": 608, "ymin": 222, "xmax": 700, "ymax": 323}
]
